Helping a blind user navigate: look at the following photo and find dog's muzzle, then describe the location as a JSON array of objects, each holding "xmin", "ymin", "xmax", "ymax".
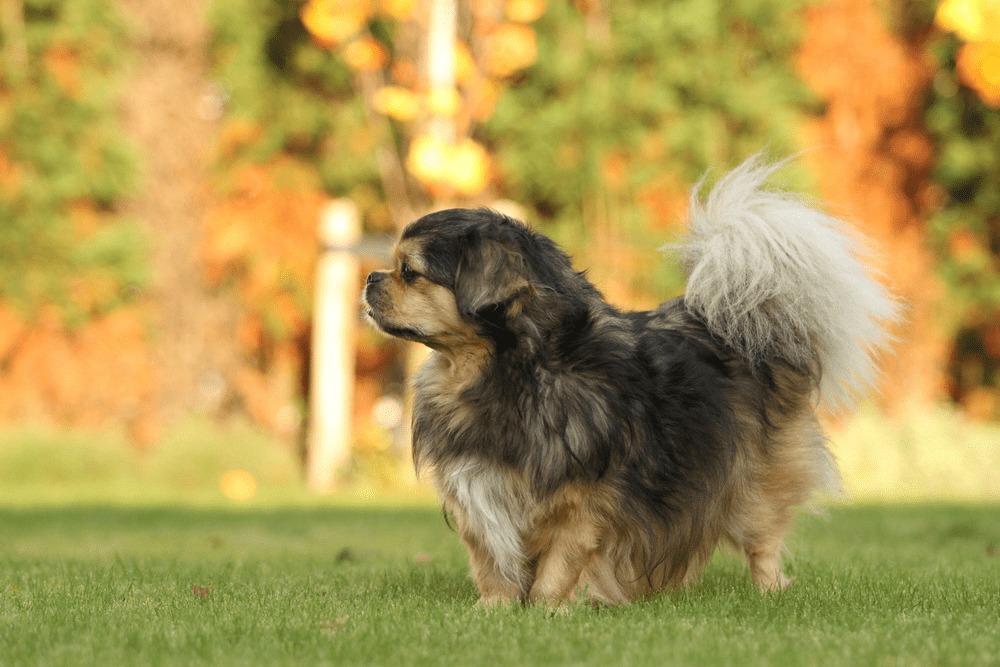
[{"xmin": 364, "ymin": 271, "xmax": 388, "ymax": 310}]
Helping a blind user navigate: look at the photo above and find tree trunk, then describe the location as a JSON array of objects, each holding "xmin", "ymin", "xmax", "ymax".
[{"xmin": 118, "ymin": 0, "xmax": 240, "ymax": 424}]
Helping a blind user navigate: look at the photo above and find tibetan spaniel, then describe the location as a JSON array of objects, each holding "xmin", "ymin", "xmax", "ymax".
[{"xmin": 363, "ymin": 154, "xmax": 898, "ymax": 606}]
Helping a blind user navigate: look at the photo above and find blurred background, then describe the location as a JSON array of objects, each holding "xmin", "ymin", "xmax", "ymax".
[{"xmin": 0, "ymin": 0, "xmax": 996, "ymax": 504}]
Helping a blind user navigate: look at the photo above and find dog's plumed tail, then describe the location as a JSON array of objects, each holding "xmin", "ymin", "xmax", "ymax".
[{"xmin": 674, "ymin": 153, "xmax": 900, "ymax": 411}]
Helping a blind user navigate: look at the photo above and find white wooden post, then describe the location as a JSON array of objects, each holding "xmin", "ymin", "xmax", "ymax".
[
  {"xmin": 427, "ymin": 0, "xmax": 457, "ymax": 145},
  {"xmin": 307, "ymin": 199, "xmax": 361, "ymax": 493}
]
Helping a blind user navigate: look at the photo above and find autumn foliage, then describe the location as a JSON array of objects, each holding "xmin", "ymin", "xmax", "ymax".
[
  {"xmin": 297, "ymin": 0, "xmax": 547, "ymax": 205},
  {"xmin": 202, "ymin": 155, "xmax": 326, "ymax": 434},
  {"xmin": 0, "ymin": 304, "xmax": 158, "ymax": 442},
  {"xmin": 0, "ymin": 0, "xmax": 998, "ymax": 448},
  {"xmin": 798, "ymin": 0, "xmax": 946, "ymax": 409},
  {"xmin": 938, "ymin": 0, "xmax": 1000, "ymax": 105},
  {"xmin": 0, "ymin": 0, "xmax": 152, "ymax": 436}
]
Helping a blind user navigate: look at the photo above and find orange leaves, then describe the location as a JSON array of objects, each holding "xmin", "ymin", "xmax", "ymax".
[
  {"xmin": 300, "ymin": 0, "xmax": 367, "ymax": 48},
  {"xmin": 0, "ymin": 306, "xmax": 159, "ymax": 439},
  {"xmin": 406, "ymin": 135, "xmax": 450, "ymax": 185},
  {"xmin": 218, "ymin": 120, "xmax": 265, "ymax": 158},
  {"xmin": 374, "ymin": 85, "xmax": 480, "ymax": 122},
  {"xmin": 373, "ymin": 86, "xmax": 422, "ymax": 121},
  {"xmin": 947, "ymin": 228, "xmax": 986, "ymax": 262},
  {"xmin": 799, "ymin": 0, "xmax": 947, "ymax": 410},
  {"xmin": 68, "ymin": 272, "xmax": 120, "ymax": 315},
  {"xmin": 43, "ymin": 46, "xmax": 81, "ymax": 98},
  {"xmin": 374, "ymin": 85, "xmax": 467, "ymax": 121},
  {"xmin": 379, "ymin": 0, "xmax": 415, "ymax": 20},
  {"xmin": 203, "ymin": 158, "xmax": 325, "ymax": 348},
  {"xmin": 342, "ymin": 37, "xmax": 389, "ymax": 72},
  {"xmin": 453, "ymin": 42, "xmax": 476, "ymax": 85},
  {"xmin": 300, "ymin": 0, "xmax": 415, "ymax": 42},
  {"xmin": 637, "ymin": 174, "xmax": 689, "ymax": 232},
  {"xmin": 406, "ymin": 136, "xmax": 491, "ymax": 196},
  {"xmin": 299, "ymin": 0, "xmax": 390, "ymax": 71},
  {"xmin": 0, "ymin": 303, "xmax": 25, "ymax": 360},
  {"xmin": 202, "ymin": 158, "xmax": 327, "ymax": 436},
  {"xmin": 484, "ymin": 23, "xmax": 538, "ymax": 77},
  {"xmin": 427, "ymin": 86, "xmax": 462, "ymax": 116},
  {"xmin": 956, "ymin": 41, "xmax": 1000, "ymax": 106},
  {"xmin": 446, "ymin": 139, "xmax": 492, "ymax": 195},
  {"xmin": 505, "ymin": 0, "xmax": 547, "ymax": 23},
  {"xmin": 936, "ymin": 0, "xmax": 1000, "ymax": 107},
  {"xmin": 0, "ymin": 151, "xmax": 22, "ymax": 195},
  {"xmin": 296, "ymin": 1, "xmax": 544, "ymax": 203},
  {"xmin": 935, "ymin": 0, "xmax": 1000, "ymax": 42}
]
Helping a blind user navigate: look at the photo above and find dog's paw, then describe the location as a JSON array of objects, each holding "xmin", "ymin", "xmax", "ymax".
[
  {"xmin": 758, "ymin": 572, "xmax": 794, "ymax": 592},
  {"xmin": 474, "ymin": 595, "xmax": 520, "ymax": 610}
]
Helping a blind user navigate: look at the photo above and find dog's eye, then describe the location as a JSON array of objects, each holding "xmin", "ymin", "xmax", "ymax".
[{"xmin": 400, "ymin": 262, "xmax": 419, "ymax": 283}]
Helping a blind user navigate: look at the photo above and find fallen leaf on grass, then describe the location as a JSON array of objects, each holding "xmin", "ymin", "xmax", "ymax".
[{"xmin": 319, "ymin": 616, "xmax": 350, "ymax": 631}]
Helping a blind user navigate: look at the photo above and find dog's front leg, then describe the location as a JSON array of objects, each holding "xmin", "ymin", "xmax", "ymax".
[
  {"xmin": 461, "ymin": 531, "xmax": 527, "ymax": 605},
  {"xmin": 527, "ymin": 512, "xmax": 599, "ymax": 607},
  {"xmin": 446, "ymin": 501, "xmax": 527, "ymax": 605}
]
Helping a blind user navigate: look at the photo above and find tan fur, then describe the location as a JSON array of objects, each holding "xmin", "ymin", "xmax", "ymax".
[
  {"xmin": 720, "ymin": 370, "xmax": 838, "ymax": 592},
  {"xmin": 370, "ymin": 227, "xmax": 845, "ymax": 607},
  {"xmin": 446, "ymin": 502, "xmax": 525, "ymax": 605},
  {"xmin": 375, "ymin": 277, "xmax": 473, "ymax": 346},
  {"xmin": 526, "ymin": 484, "xmax": 602, "ymax": 606},
  {"xmin": 428, "ymin": 384, "xmax": 836, "ymax": 605},
  {"xmin": 365, "ymin": 244, "xmax": 492, "ymax": 371}
]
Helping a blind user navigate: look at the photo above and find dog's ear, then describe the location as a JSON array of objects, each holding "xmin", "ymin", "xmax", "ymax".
[{"xmin": 454, "ymin": 238, "xmax": 533, "ymax": 319}]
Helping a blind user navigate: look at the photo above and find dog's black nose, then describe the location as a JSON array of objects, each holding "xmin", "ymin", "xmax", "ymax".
[{"xmin": 366, "ymin": 271, "xmax": 385, "ymax": 285}]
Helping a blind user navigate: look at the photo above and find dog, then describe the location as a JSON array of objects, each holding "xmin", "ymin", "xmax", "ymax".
[{"xmin": 363, "ymin": 154, "xmax": 898, "ymax": 606}]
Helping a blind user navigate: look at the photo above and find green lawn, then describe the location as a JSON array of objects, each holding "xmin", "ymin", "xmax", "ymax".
[{"xmin": 1, "ymin": 503, "xmax": 998, "ymax": 666}]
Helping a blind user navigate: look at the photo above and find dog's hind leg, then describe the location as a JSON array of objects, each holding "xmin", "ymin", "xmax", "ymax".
[
  {"xmin": 739, "ymin": 413, "xmax": 835, "ymax": 591},
  {"xmin": 743, "ymin": 512, "xmax": 794, "ymax": 591},
  {"xmin": 528, "ymin": 530, "xmax": 595, "ymax": 606}
]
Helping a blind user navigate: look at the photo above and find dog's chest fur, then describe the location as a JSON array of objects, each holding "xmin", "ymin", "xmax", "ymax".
[
  {"xmin": 415, "ymin": 351, "xmax": 613, "ymax": 585},
  {"xmin": 436, "ymin": 460, "xmax": 530, "ymax": 586},
  {"xmin": 410, "ymin": 354, "xmax": 530, "ymax": 583}
]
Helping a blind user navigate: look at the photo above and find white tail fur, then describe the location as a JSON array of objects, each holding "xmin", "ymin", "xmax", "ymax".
[{"xmin": 671, "ymin": 153, "xmax": 900, "ymax": 410}]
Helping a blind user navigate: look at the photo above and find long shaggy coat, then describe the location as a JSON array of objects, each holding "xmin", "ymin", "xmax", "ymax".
[{"xmin": 363, "ymin": 155, "xmax": 898, "ymax": 605}]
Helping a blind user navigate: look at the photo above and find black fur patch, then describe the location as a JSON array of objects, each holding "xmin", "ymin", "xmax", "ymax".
[{"xmin": 405, "ymin": 210, "xmax": 746, "ymax": 535}]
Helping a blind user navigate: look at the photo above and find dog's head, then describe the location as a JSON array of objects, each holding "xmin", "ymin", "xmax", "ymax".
[{"xmin": 363, "ymin": 208, "xmax": 599, "ymax": 356}]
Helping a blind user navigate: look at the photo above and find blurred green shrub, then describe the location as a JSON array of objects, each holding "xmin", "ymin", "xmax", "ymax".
[
  {"xmin": 486, "ymin": 0, "xmax": 812, "ymax": 296},
  {"xmin": 209, "ymin": 0, "xmax": 382, "ymax": 210},
  {"xmin": 0, "ymin": 0, "xmax": 145, "ymax": 325}
]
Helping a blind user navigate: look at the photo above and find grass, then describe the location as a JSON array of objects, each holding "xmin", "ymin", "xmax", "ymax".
[
  {"xmin": 2, "ymin": 503, "xmax": 998, "ymax": 666},
  {"xmin": 4, "ymin": 404, "xmax": 999, "ymax": 506},
  {"xmin": 1, "ymin": 412, "xmax": 997, "ymax": 664}
]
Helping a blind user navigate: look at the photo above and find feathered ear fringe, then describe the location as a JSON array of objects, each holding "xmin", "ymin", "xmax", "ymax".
[{"xmin": 666, "ymin": 152, "xmax": 902, "ymax": 411}]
